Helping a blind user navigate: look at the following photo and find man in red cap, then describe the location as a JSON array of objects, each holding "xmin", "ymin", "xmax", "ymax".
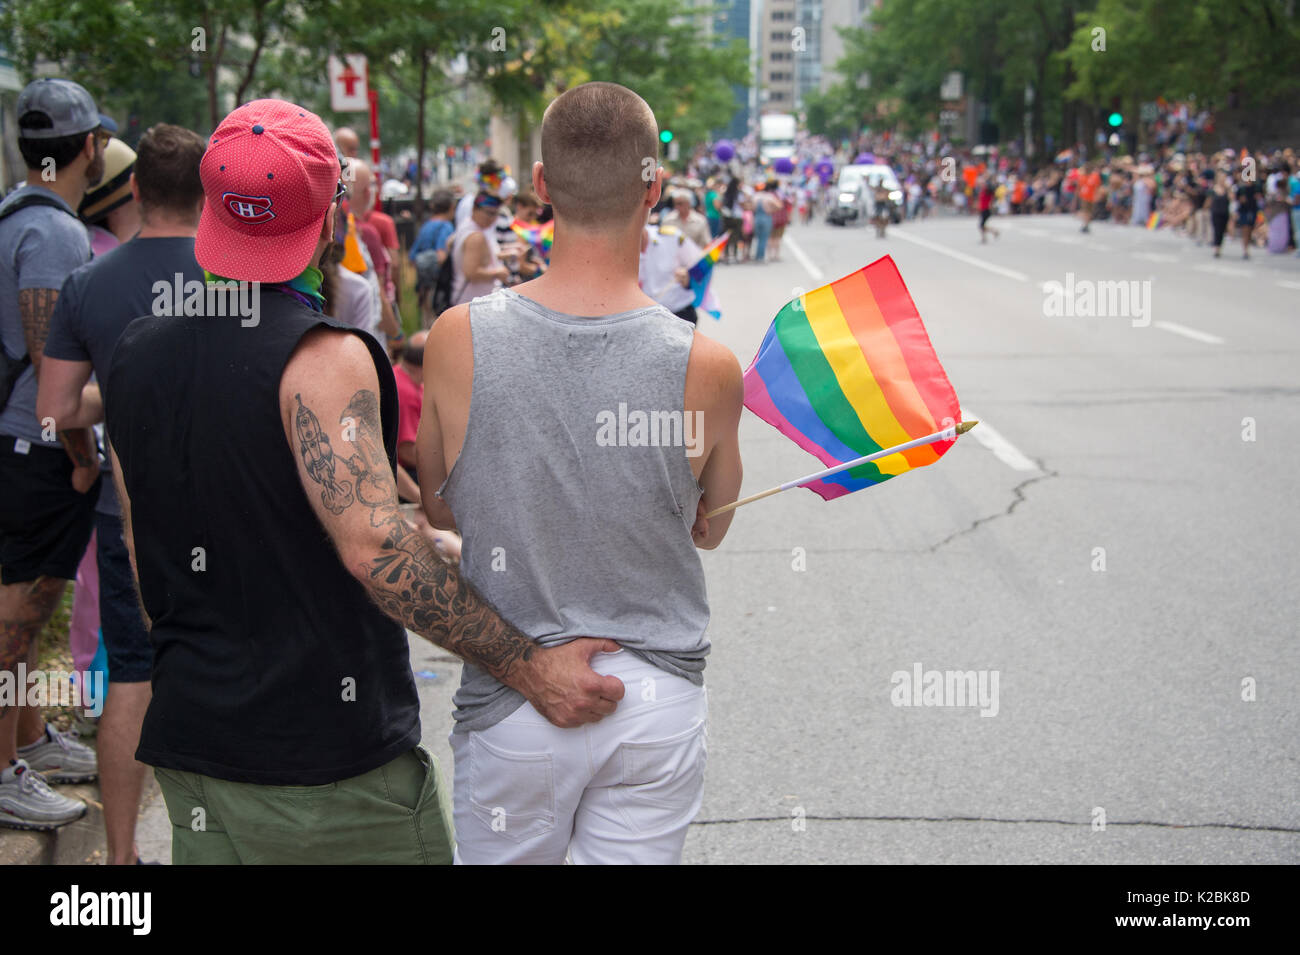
[{"xmin": 103, "ymin": 99, "xmax": 624, "ymax": 864}]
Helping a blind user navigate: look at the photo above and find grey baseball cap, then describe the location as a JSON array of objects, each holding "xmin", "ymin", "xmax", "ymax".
[{"xmin": 16, "ymin": 78, "xmax": 117, "ymax": 140}]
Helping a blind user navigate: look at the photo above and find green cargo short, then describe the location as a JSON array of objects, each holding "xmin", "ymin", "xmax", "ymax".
[{"xmin": 154, "ymin": 746, "xmax": 454, "ymax": 864}]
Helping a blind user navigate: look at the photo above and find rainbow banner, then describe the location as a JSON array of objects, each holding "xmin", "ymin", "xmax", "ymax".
[
  {"xmin": 510, "ymin": 218, "xmax": 554, "ymax": 263},
  {"xmin": 688, "ymin": 234, "xmax": 727, "ymax": 318},
  {"xmin": 1146, "ymin": 211, "xmax": 1161, "ymax": 230},
  {"xmin": 743, "ymin": 255, "xmax": 962, "ymax": 500}
]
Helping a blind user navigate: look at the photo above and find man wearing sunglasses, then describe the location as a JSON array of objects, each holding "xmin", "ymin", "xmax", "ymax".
[{"xmin": 0, "ymin": 78, "xmax": 115, "ymax": 833}]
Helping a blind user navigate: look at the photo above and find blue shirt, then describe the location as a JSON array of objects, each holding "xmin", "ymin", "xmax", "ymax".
[{"xmin": 409, "ymin": 218, "xmax": 454, "ymax": 261}]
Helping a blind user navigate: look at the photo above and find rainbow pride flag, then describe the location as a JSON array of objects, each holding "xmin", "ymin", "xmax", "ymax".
[
  {"xmin": 1146, "ymin": 211, "xmax": 1161, "ymax": 230},
  {"xmin": 510, "ymin": 218, "xmax": 554, "ymax": 263},
  {"xmin": 688, "ymin": 234, "xmax": 727, "ymax": 318},
  {"xmin": 744, "ymin": 255, "xmax": 961, "ymax": 500}
]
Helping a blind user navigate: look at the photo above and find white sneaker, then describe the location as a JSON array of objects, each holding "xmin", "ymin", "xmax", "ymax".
[
  {"xmin": 0, "ymin": 759, "xmax": 88, "ymax": 830},
  {"xmin": 17, "ymin": 722, "xmax": 98, "ymax": 783}
]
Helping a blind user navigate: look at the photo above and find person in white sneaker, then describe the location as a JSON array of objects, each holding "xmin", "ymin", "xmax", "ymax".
[
  {"xmin": 0, "ymin": 758, "xmax": 86, "ymax": 830},
  {"xmin": 1, "ymin": 78, "xmax": 108, "ymax": 830},
  {"xmin": 17, "ymin": 721, "xmax": 98, "ymax": 782}
]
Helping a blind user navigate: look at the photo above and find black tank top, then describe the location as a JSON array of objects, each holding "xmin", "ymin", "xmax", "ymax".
[{"xmin": 105, "ymin": 290, "xmax": 419, "ymax": 784}]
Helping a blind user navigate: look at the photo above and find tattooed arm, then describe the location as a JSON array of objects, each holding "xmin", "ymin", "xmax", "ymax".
[
  {"xmin": 280, "ymin": 328, "xmax": 624, "ymax": 727},
  {"xmin": 19, "ymin": 288, "xmax": 98, "ymax": 484}
]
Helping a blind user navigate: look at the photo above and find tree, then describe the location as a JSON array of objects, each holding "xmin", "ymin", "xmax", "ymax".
[{"xmin": 2, "ymin": 0, "xmax": 294, "ymax": 131}]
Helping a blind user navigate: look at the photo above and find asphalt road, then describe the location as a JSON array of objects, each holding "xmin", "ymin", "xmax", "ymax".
[
  {"xmin": 681, "ymin": 209, "xmax": 1300, "ymax": 863},
  {"xmin": 139, "ymin": 209, "xmax": 1300, "ymax": 865}
]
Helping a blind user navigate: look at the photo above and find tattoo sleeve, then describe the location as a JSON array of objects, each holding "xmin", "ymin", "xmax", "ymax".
[
  {"xmin": 294, "ymin": 389, "xmax": 535, "ymax": 682},
  {"xmin": 17, "ymin": 288, "xmax": 57, "ymax": 380},
  {"xmin": 19, "ymin": 288, "xmax": 95, "ymax": 465}
]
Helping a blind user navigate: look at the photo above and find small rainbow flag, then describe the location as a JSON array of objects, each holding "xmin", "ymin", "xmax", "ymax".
[
  {"xmin": 688, "ymin": 234, "xmax": 727, "ymax": 318},
  {"xmin": 744, "ymin": 255, "xmax": 961, "ymax": 500},
  {"xmin": 1146, "ymin": 211, "xmax": 1160, "ymax": 230},
  {"xmin": 478, "ymin": 168, "xmax": 506, "ymax": 195},
  {"xmin": 510, "ymin": 218, "xmax": 554, "ymax": 263}
]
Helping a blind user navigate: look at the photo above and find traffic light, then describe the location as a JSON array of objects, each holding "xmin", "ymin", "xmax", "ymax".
[
  {"xmin": 659, "ymin": 129, "xmax": 674, "ymax": 144},
  {"xmin": 1107, "ymin": 112, "xmax": 1123, "ymax": 127}
]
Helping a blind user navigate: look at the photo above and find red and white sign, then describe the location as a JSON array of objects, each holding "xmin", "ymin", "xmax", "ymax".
[{"xmin": 328, "ymin": 54, "xmax": 369, "ymax": 113}]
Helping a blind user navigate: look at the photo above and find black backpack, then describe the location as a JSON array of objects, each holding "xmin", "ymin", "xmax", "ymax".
[
  {"xmin": 0, "ymin": 191, "xmax": 80, "ymax": 412},
  {"xmin": 429, "ymin": 245, "xmax": 454, "ymax": 320}
]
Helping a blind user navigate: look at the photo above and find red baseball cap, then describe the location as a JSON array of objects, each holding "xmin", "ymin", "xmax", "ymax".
[{"xmin": 195, "ymin": 99, "xmax": 339, "ymax": 283}]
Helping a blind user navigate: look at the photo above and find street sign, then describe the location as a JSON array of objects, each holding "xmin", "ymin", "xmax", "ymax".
[
  {"xmin": 1140, "ymin": 101, "xmax": 1159, "ymax": 123},
  {"xmin": 328, "ymin": 54, "xmax": 369, "ymax": 113}
]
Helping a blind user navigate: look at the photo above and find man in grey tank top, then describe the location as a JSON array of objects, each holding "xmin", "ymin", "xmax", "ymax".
[{"xmin": 417, "ymin": 82, "xmax": 744, "ymax": 864}]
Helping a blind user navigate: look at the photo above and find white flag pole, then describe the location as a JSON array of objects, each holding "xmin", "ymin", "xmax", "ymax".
[{"xmin": 704, "ymin": 421, "xmax": 978, "ymax": 520}]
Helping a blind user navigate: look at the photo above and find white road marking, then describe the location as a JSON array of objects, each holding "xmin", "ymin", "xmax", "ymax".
[
  {"xmin": 959, "ymin": 410, "xmax": 1040, "ymax": 472},
  {"xmin": 1134, "ymin": 252, "xmax": 1178, "ymax": 263},
  {"xmin": 890, "ymin": 230, "xmax": 1030, "ymax": 283},
  {"xmin": 1047, "ymin": 234, "xmax": 1114, "ymax": 251},
  {"xmin": 1277, "ymin": 280, "xmax": 1300, "ymax": 290},
  {"xmin": 782, "ymin": 235, "xmax": 825, "ymax": 282},
  {"xmin": 1194, "ymin": 263, "xmax": 1249, "ymax": 278},
  {"xmin": 1153, "ymin": 320, "xmax": 1224, "ymax": 344}
]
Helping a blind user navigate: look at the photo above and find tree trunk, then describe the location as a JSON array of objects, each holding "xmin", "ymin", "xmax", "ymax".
[
  {"xmin": 1032, "ymin": 55, "xmax": 1047, "ymax": 160},
  {"xmin": 414, "ymin": 48, "xmax": 428, "ymax": 221},
  {"xmin": 233, "ymin": 6, "xmax": 267, "ymax": 108},
  {"xmin": 207, "ymin": 23, "xmax": 228, "ymax": 130}
]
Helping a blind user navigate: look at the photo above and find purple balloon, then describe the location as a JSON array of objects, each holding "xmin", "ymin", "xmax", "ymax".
[
  {"xmin": 815, "ymin": 158, "xmax": 834, "ymax": 184},
  {"xmin": 774, "ymin": 156, "xmax": 794, "ymax": 175},
  {"xmin": 715, "ymin": 140, "xmax": 735, "ymax": 161},
  {"xmin": 854, "ymin": 152, "xmax": 876, "ymax": 164}
]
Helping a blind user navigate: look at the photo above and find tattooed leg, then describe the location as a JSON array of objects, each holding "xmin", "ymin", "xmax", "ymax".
[{"xmin": 0, "ymin": 576, "xmax": 69, "ymax": 760}]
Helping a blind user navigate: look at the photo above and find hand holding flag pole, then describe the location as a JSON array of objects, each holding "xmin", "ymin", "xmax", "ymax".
[
  {"xmin": 706, "ymin": 421, "xmax": 977, "ymax": 519},
  {"xmin": 652, "ymin": 234, "xmax": 727, "ymax": 313},
  {"xmin": 708, "ymin": 253, "xmax": 972, "ymax": 519}
]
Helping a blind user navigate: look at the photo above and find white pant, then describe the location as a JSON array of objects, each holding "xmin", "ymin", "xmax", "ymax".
[{"xmin": 450, "ymin": 649, "xmax": 707, "ymax": 864}]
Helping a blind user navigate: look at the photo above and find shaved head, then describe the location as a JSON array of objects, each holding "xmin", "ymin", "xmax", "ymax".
[
  {"xmin": 540, "ymin": 82, "xmax": 659, "ymax": 230},
  {"xmin": 349, "ymin": 161, "xmax": 374, "ymax": 214},
  {"xmin": 334, "ymin": 127, "xmax": 360, "ymax": 159}
]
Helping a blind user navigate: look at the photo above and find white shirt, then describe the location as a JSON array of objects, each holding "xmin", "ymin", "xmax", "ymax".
[
  {"xmin": 638, "ymin": 225, "xmax": 702, "ymax": 314},
  {"xmin": 455, "ymin": 193, "xmax": 474, "ymax": 228},
  {"xmin": 450, "ymin": 215, "xmax": 502, "ymax": 305},
  {"xmin": 334, "ymin": 266, "xmax": 380, "ymax": 343}
]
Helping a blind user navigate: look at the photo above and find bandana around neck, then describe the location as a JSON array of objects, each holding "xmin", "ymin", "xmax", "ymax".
[{"xmin": 205, "ymin": 266, "xmax": 325, "ymax": 313}]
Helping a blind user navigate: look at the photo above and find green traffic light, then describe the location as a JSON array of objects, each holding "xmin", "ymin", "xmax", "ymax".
[
  {"xmin": 660, "ymin": 130, "xmax": 674, "ymax": 143},
  {"xmin": 1107, "ymin": 112, "xmax": 1123, "ymax": 127}
]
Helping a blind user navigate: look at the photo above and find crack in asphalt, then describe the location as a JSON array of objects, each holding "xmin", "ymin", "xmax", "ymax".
[
  {"xmin": 715, "ymin": 459, "xmax": 1057, "ymax": 557},
  {"xmin": 924, "ymin": 458, "xmax": 1057, "ymax": 553},
  {"xmin": 691, "ymin": 814, "xmax": 1300, "ymax": 834}
]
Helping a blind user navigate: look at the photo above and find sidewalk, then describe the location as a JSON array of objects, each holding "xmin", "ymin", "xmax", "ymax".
[{"xmin": 0, "ymin": 772, "xmax": 161, "ymax": 865}]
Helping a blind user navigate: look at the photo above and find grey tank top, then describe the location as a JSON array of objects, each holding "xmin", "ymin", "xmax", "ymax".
[{"xmin": 441, "ymin": 286, "xmax": 710, "ymax": 732}]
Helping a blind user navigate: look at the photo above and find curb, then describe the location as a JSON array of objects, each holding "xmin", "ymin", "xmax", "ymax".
[
  {"xmin": 0, "ymin": 773, "xmax": 161, "ymax": 865},
  {"xmin": 0, "ymin": 781, "xmax": 102, "ymax": 864}
]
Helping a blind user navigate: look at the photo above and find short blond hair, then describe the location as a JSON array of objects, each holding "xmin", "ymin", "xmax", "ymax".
[{"xmin": 540, "ymin": 82, "xmax": 659, "ymax": 229}]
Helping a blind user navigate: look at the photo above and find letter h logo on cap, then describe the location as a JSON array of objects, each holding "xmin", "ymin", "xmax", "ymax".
[
  {"xmin": 223, "ymin": 193, "xmax": 275, "ymax": 223},
  {"xmin": 196, "ymin": 99, "xmax": 339, "ymax": 284}
]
